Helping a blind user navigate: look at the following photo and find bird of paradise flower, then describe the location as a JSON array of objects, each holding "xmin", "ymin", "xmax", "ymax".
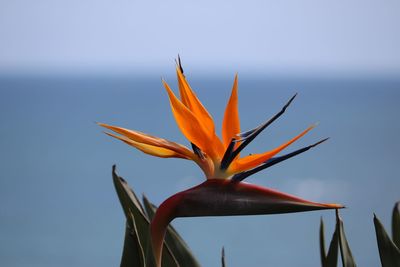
[{"xmin": 99, "ymin": 60, "xmax": 343, "ymax": 267}]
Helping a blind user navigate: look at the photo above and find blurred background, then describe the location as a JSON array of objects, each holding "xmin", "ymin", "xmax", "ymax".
[{"xmin": 1, "ymin": 1, "xmax": 399, "ymax": 266}]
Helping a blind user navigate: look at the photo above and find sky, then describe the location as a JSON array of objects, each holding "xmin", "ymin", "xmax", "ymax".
[{"xmin": 1, "ymin": 0, "xmax": 400, "ymax": 76}]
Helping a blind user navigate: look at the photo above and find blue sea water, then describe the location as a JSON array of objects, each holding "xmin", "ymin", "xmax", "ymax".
[{"xmin": 0, "ymin": 74, "xmax": 399, "ymax": 267}]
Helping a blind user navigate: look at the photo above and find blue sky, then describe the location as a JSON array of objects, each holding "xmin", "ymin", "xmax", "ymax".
[{"xmin": 1, "ymin": 0, "xmax": 400, "ymax": 76}]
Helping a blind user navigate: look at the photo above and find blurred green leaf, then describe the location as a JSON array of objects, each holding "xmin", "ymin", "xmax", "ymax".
[
  {"xmin": 374, "ymin": 214, "xmax": 400, "ymax": 267},
  {"xmin": 112, "ymin": 165, "xmax": 179, "ymax": 267},
  {"xmin": 221, "ymin": 247, "xmax": 226, "ymax": 267},
  {"xmin": 143, "ymin": 195, "xmax": 201, "ymax": 267},
  {"xmin": 325, "ymin": 229, "xmax": 339, "ymax": 267},
  {"xmin": 392, "ymin": 202, "xmax": 400, "ymax": 248},
  {"xmin": 120, "ymin": 213, "xmax": 145, "ymax": 267},
  {"xmin": 320, "ymin": 218, "xmax": 326, "ymax": 266},
  {"xmin": 336, "ymin": 210, "xmax": 357, "ymax": 267},
  {"xmin": 320, "ymin": 217, "xmax": 338, "ymax": 267}
]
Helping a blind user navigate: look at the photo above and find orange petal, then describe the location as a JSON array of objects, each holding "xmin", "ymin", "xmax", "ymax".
[
  {"xmin": 175, "ymin": 69, "xmax": 225, "ymax": 157},
  {"xmin": 222, "ymin": 74, "xmax": 240, "ymax": 149},
  {"xmin": 176, "ymin": 68, "xmax": 190, "ymax": 107},
  {"xmin": 98, "ymin": 123, "xmax": 195, "ymax": 159},
  {"xmin": 229, "ymin": 125, "xmax": 315, "ymax": 173},
  {"xmin": 163, "ymin": 80, "xmax": 222, "ymax": 158},
  {"xmin": 104, "ymin": 132, "xmax": 189, "ymax": 158},
  {"xmin": 176, "ymin": 67, "xmax": 215, "ymax": 132}
]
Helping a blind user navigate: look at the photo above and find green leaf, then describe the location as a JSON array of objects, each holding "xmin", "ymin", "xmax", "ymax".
[
  {"xmin": 392, "ymin": 202, "xmax": 400, "ymax": 248},
  {"xmin": 336, "ymin": 210, "xmax": 356, "ymax": 267},
  {"xmin": 320, "ymin": 217, "xmax": 338, "ymax": 267},
  {"xmin": 120, "ymin": 213, "xmax": 145, "ymax": 267},
  {"xmin": 221, "ymin": 247, "xmax": 226, "ymax": 267},
  {"xmin": 112, "ymin": 165, "xmax": 179, "ymax": 267},
  {"xmin": 143, "ymin": 195, "xmax": 201, "ymax": 267},
  {"xmin": 325, "ymin": 228, "xmax": 339, "ymax": 267},
  {"xmin": 142, "ymin": 195, "xmax": 156, "ymax": 220},
  {"xmin": 374, "ymin": 214, "xmax": 400, "ymax": 267},
  {"xmin": 320, "ymin": 218, "xmax": 326, "ymax": 266}
]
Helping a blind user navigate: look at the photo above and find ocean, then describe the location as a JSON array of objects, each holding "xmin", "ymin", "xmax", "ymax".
[{"xmin": 1, "ymin": 74, "xmax": 399, "ymax": 266}]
